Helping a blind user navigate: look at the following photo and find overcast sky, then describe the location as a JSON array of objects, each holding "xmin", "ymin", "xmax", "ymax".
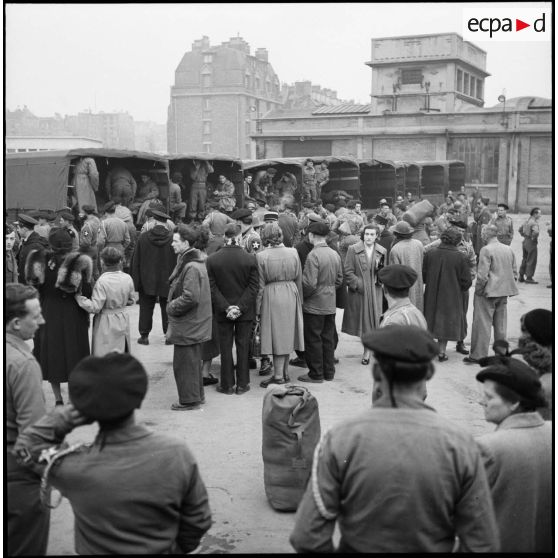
[{"xmin": 5, "ymin": 2, "xmax": 552, "ymax": 124}]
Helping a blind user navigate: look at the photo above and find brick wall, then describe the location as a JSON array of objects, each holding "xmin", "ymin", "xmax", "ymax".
[{"xmin": 372, "ymin": 137, "xmax": 437, "ymax": 160}]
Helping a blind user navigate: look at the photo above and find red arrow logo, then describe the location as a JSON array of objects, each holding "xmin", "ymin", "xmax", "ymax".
[{"xmin": 516, "ymin": 19, "xmax": 530, "ymax": 31}]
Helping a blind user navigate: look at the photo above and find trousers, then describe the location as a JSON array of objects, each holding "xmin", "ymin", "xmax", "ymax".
[
  {"xmin": 217, "ymin": 320, "xmax": 252, "ymax": 390},
  {"xmin": 519, "ymin": 238, "xmax": 538, "ymax": 279},
  {"xmin": 138, "ymin": 292, "xmax": 168, "ymax": 336},
  {"xmin": 470, "ymin": 295, "xmax": 508, "ymax": 359},
  {"xmin": 173, "ymin": 343, "xmax": 204, "ymax": 405},
  {"xmin": 110, "ymin": 183, "xmax": 134, "ymax": 206},
  {"xmin": 189, "ymin": 184, "xmax": 207, "ymax": 220},
  {"xmin": 303, "ymin": 184, "xmax": 317, "ymax": 203},
  {"xmin": 170, "ymin": 201, "xmax": 187, "ymax": 221},
  {"xmin": 7, "ymin": 452, "xmax": 50, "ymax": 556},
  {"xmin": 303, "ymin": 313, "xmax": 336, "ymax": 380}
]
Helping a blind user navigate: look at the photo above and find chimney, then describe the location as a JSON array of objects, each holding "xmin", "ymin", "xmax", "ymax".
[
  {"xmin": 192, "ymin": 36, "xmax": 210, "ymax": 52},
  {"xmin": 255, "ymin": 48, "xmax": 268, "ymax": 62}
]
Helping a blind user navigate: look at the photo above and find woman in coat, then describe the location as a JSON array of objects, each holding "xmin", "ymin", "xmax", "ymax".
[
  {"xmin": 341, "ymin": 224, "xmax": 387, "ymax": 365},
  {"xmin": 422, "ymin": 228, "xmax": 472, "ymax": 362},
  {"xmin": 75, "ymin": 247, "xmax": 136, "ymax": 356},
  {"xmin": 26, "ymin": 227, "xmax": 92, "ymax": 404},
  {"xmin": 257, "ymin": 222, "xmax": 305, "ymax": 388},
  {"xmin": 166, "ymin": 225, "xmax": 213, "ymax": 411},
  {"xmin": 476, "ymin": 359, "xmax": 551, "ymax": 552}
]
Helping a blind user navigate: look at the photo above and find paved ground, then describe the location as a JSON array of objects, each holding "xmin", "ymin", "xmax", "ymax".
[{"xmin": 44, "ymin": 213, "xmax": 552, "ymax": 554}]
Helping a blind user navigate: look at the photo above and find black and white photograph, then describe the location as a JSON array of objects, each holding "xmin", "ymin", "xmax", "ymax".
[{"xmin": 5, "ymin": 2, "xmax": 552, "ymax": 554}]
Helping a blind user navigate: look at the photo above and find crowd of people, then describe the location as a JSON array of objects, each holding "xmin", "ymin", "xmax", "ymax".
[{"xmin": 5, "ymin": 176, "xmax": 553, "ymax": 554}]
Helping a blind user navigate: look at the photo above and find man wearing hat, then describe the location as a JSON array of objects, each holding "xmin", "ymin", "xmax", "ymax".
[
  {"xmin": 373, "ymin": 214, "xmax": 394, "ymax": 259},
  {"xmin": 98, "ymin": 201, "xmax": 131, "ymax": 255},
  {"xmin": 232, "ymin": 207, "xmax": 262, "ymax": 254},
  {"xmin": 518, "ymin": 207, "xmax": 541, "ymax": 283},
  {"xmin": 6, "ymin": 283, "xmax": 50, "ymax": 556},
  {"xmin": 489, "ymin": 203, "xmax": 513, "ymax": 246},
  {"xmin": 15, "ymin": 214, "xmax": 49, "ymax": 283},
  {"xmin": 290, "ymin": 325, "xmax": 499, "ymax": 552},
  {"xmin": 297, "ymin": 221, "xmax": 343, "ymax": 383},
  {"xmin": 465, "ymin": 224, "xmax": 518, "ymax": 364},
  {"xmin": 206, "ymin": 223, "xmax": 259, "ymax": 394},
  {"xmin": 13, "ymin": 353, "xmax": 212, "ymax": 555},
  {"xmin": 131, "ymin": 210, "xmax": 177, "ymax": 345},
  {"xmin": 388, "ymin": 220, "xmax": 424, "ymax": 312},
  {"xmin": 141, "ymin": 202, "xmax": 176, "ymax": 233},
  {"xmin": 378, "ymin": 264, "xmax": 427, "ymax": 329},
  {"xmin": 57, "ymin": 210, "xmax": 80, "ymax": 251},
  {"xmin": 472, "ymin": 197, "xmax": 492, "ymax": 258},
  {"xmin": 377, "ymin": 201, "xmax": 397, "ymax": 228},
  {"xmin": 475, "ymin": 358, "xmax": 551, "ymax": 552}
]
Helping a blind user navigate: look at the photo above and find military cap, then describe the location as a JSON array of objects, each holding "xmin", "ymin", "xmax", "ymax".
[
  {"xmin": 522, "ymin": 309, "xmax": 553, "ymax": 347},
  {"xmin": 378, "ymin": 264, "xmax": 418, "ymax": 289},
  {"xmin": 58, "ymin": 211, "xmax": 75, "ymax": 222},
  {"xmin": 392, "ymin": 220, "xmax": 414, "ymax": 236},
  {"xmin": 263, "ymin": 211, "xmax": 279, "ymax": 222},
  {"xmin": 307, "ymin": 221, "xmax": 330, "ymax": 236},
  {"xmin": 69, "ymin": 353, "xmax": 148, "ymax": 422},
  {"xmin": 476, "ymin": 358, "xmax": 545, "ymax": 404},
  {"xmin": 151, "ymin": 209, "xmax": 171, "ymax": 222},
  {"xmin": 373, "ymin": 214, "xmax": 389, "ymax": 225},
  {"xmin": 266, "ymin": 167, "xmax": 278, "ymax": 175},
  {"xmin": 379, "ymin": 198, "xmax": 388, "ymax": 205},
  {"xmin": 497, "ymin": 202, "xmax": 509, "ymax": 210},
  {"xmin": 362, "ymin": 325, "xmax": 438, "ymax": 363},
  {"xmin": 103, "ymin": 200, "xmax": 116, "ymax": 213},
  {"xmin": 16, "ymin": 214, "xmax": 39, "ymax": 228},
  {"xmin": 27, "ymin": 210, "xmax": 41, "ymax": 219},
  {"xmin": 81, "ymin": 204, "xmax": 97, "ymax": 215},
  {"xmin": 231, "ymin": 208, "xmax": 253, "ymax": 221}
]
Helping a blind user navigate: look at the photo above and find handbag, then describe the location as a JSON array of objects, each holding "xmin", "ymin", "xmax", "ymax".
[{"xmin": 251, "ymin": 320, "xmax": 262, "ymax": 358}]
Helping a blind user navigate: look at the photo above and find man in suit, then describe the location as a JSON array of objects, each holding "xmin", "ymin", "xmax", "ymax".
[{"xmin": 206, "ymin": 223, "xmax": 259, "ymax": 395}]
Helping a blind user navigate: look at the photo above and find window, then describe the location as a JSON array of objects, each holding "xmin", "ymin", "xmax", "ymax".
[
  {"xmin": 202, "ymin": 74, "xmax": 211, "ymax": 87},
  {"xmin": 255, "ymin": 78, "xmax": 260, "ymax": 90},
  {"xmin": 456, "ymin": 69, "xmax": 463, "ymax": 92},
  {"xmin": 7, "ymin": 148, "xmax": 16, "ymax": 153},
  {"xmin": 245, "ymin": 75, "xmax": 251, "ymax": 89},
  {"xmin": 469, "ymin": 76, "xmax": 476, "ymax": 97},
  {"xmin": 476, "ymin": 79, "xmax": 483, "ymax": 100},
  {"xmin": 203, "ymin": 54, "xmax": 213, "ymax": 63},
  {"xmin": 449, "ymin": 137, "xmax": 499, "ymax": 184},
  {"xmin": 463, "ymin": 73, "xmax": 469, "ymax": 96},
  {"xmin": 203, "ymin": 121, "xmax": 211, "ymax": 135},
  {"xmin": 401, "ymin": 68, "xmax": 423, "ymax": 84},
  {"xmin": 203, "ymin": 98, "xmax": 210, "ymax": 110}
]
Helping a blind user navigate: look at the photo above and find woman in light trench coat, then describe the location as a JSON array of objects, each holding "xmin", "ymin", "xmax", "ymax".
[
  {"xmin": 341, "ymin": 224, "xmax": 386, "ymax": 365},
  {"xmin": 76, "ymin": 246, "xmax": 136, "ymax": 355}
]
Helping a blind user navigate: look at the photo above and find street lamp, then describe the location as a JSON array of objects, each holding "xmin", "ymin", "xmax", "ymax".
[
  {"xmin": 498, "ymin": 93, "xmax": 508, "ymax": 127},
  {"xmin": 424, "ymin": 81, "xmax": 431, "ymax": 112}
]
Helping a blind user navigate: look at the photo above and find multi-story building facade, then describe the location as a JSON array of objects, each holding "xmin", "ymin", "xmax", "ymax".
[
  {"xmin": 167, "ymin": 36, "xmax": 283, "ymax": 158},
  {"xmin": 253, "ymin": 33, "xmax": 551, "ymax": 211}
]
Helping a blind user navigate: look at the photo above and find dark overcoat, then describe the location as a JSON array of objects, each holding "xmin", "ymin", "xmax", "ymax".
[
  {"xmin": 130, "ymin": 225, "xmax": 176, "ymax": 298},
  {"xmin": 422, "ymin": 244, "xmax": 472, "ymax": 340},
  {"xmin": 29, "ymin": 251, "xmax": 92, "ymax": 383}
]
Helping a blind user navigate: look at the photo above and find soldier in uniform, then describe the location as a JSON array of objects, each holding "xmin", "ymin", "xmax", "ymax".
[
  {"xmin": 243, "ymin": 173, "xmax": 253, "ymax": 199},
  {"xmin": 188, "ymin": 159, "xmax": 214, "ymax": 222},
  {"xmin": 518, "ymin": 207, "xmax": 541, "ymax": 283},
  {"xmin": 12, "ymin": 353, "xmax": 212, "ymax": 555},
  {"xmin": 98, "ymin": 201, "xmax": 131, "ymax": 254},
  {"xmin": 378, "ymin": 264, "xmax": 427, "ymax": 329},
  {"xmin": 105, "ymin": 165, "xmax": 137, "ymax": 207},
  {"xmin": 79, "ymin": 205, "xmax": 102, "ymax": 281},
  {"xmin": 15, "ymin": 214, "xmax": 49, "ymax": 283},
  {"xmin": 314, "ymin": 161, "xmax": 329, "ymax": 201},
  {"xmin": 302, "ymin": 159, "xmax": 317, "ymax": 203},
  {"xmin": 213, "ymin": 174, "xmax": 237, "ymax": 214},
  {"xmin": 472, "ymin": 197, "xmax": 492, "ymax": 258},
  {"xmin": 290, "ymin": 325, "xmax": 499, "ymax": 553},
  {"xmin": 232, "ymin": 208, "xmax": 262, "ymax": 254},
  {"xmin": 168, "ymin": 178, "xmax": 187, "ymax": 224},
  {"xmin": 378, "ymin": 201, "xmax": 398, "ymax": 228},
  {"xmin": 489, "ymin": 203, "xmax": 514, "ymax": 246}
]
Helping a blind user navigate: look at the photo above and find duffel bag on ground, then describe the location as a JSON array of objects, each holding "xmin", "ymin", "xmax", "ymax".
[{"xmin": 262, "ymin": 384, "xmax": 321, "ymax": 511}]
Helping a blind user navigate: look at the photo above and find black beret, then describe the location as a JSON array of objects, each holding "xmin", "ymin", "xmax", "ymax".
[
  {"xmin": 81, "ymin": 204, "xmax": 96, "ymax": 215},
  {"xmin": 17, "ymin": 214, "xmax": 39, "ymax": 228},
  {"xmin": 522, "ymin": 309, "xmax": 553, "ymax": 347},
  {"xmin": 476, "ymin": 359, "xmax": 544, "ymax": 403},
  {"xmin": 448, "ymin": 217, "xmax": 468, "ymax": 230},
  {"xmin": 231, "ymin": 208, "xmax": 253, "ymax": 221},
  {"xmin": 69, "ymin": 353, "xmax": 148, "ymax": 422},
  {"xmin": 362, "ymin": 325, "xmax": 438, "ymax": 363},
  {"xmin": 307, "ymin": 212, "xmax": 324, "ymax": 224},
  {"xmin": 497, "ymin": 203, "xmax": 509, "ymax": 210},
  {"xmin": 307, "ymin": 221, "xmax": 330, "ymax": 236},
  {"xmin": 378, "ymin": 264, "xmax": 418, "ymax": 289},
  {"xmin": 103, "ymin": 201, "xmax": 116, "ymax": 212},
  {"xmin": 151, "ymin": 209, "xmax": 171, "ymax": 222}
]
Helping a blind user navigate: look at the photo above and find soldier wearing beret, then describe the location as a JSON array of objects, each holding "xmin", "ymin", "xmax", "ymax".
[
  {"xmin": 475, "ymin": 358, "xmax": 551, "ymax": 552},
  {"xmin": 13, "ymin": 353, "xmax": 212, "ymax": 555},
  {"xmin": 98, "ymin": 201, "xmax": 131, "ymax": 255},
  {"xmin": 290, "ymin": 325, "xmax": 499, "ymax": 553},
  {"xmin": 489, "ymin": 203, "xmax": 514, "ymax": 246},
  {"xmin": 378, "ymin": 264, "xmax": 427, "ymax": 329}
]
